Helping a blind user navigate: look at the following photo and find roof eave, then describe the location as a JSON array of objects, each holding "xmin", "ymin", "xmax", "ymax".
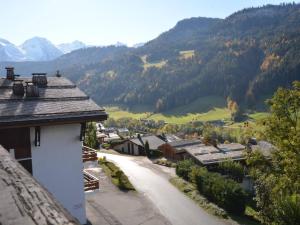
[{"xmin": 0, "ymin": 111, "xmax": 108, "ymax": 129}]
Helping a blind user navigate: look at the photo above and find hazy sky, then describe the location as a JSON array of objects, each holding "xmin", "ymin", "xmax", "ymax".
[{"xmin": 0, "ymin": 0, "xmax": 298, "ymax": 46}]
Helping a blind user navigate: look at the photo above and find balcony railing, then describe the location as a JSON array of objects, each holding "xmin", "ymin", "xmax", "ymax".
[
  {"xmin": 82, "ymin": 146, "xmax": 98, "ymax": 162},
  {"xmin": 84, "ymin": 170, "xmax": 99, "ymax": 191}
]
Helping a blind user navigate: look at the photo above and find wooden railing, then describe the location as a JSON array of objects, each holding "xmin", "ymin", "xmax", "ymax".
[
  {"xmin": 84, "ymin": 171, "xmax": 99, "ymax": 191},
  {"xmin": 82, "ymin": 146, "xmax": 97, "ymax": 162}
]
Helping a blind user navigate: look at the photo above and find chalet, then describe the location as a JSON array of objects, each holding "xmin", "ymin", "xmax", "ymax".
[
  {"xmin": 185, "ymin": 143, "xmax": 246, "ymax": 166},
  {"xmin": 0, "ymin": 67, "xmax": 107, "ymax": 224},
  {"xmin": 158, "ymin": 139, "xmax": 202, "ymax": 160},
  {"xmin": 114, "ymin": 135, "xmax": 165, "ymax": 155},
  {"xmin": 117, "ymin": 127, "xmax": 130, "ymax": 137}
]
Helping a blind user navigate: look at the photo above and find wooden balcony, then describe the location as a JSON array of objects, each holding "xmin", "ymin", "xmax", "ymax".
[
  {"xmin": 84, "ymin": 171, "xmax": 99, "ymax": 191},
  {"xmin": 82, "ymin": 146, "xmax": 98, "ymax": 162}
]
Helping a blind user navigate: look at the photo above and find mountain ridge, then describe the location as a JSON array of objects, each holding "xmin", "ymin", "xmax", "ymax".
[{"xmin": 2, "ymin": 3, "xmax": 300, "ymax": 112}]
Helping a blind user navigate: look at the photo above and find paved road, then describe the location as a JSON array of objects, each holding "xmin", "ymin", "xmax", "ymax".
[
  {"xmin": 85, "ymin": 166, "xmax": 171, "ymax": 225},
  {"xmin": 98, "ymin": 153, "xmax": 229, "ymax": 225}
]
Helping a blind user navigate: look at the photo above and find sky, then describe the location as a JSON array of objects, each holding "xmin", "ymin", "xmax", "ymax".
[{"xmin": 0, "ymin": 0, "xmax": 298, "ymax": 46}]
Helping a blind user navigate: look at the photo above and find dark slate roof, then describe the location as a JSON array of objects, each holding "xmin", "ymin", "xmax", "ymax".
[
  {"xmin": 169, "ymin": 139, "xmax": 202, "ymax": 148},
  {"xmin": 131, "ymin": 135, "xmax": 166, "ymax": 150},
  {"xmin": 185, "ymin": 143, "xmax": 246, "ymax": 165},
  {"xmin": 0, "ymin": 145, "xmax": 80, "ymax": 225},
  {"xmin": 0, "ymin": 76, "xmax": 107, "ymax": 127},
  {"xmin": 251, "ymin": 141, "xmax": 276, "ymax": 157}
]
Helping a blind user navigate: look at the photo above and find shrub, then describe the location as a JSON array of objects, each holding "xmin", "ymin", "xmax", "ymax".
[
  {"xmin": 217, "ymin": 160, "xmax": 244, "ymax": 182},
  {"xmin": 102, "ymin": 143, "xmax": 111, "ymax": 149},
  {"xmin": 176, "ymin": 159, "xmax": 195, "ymax": 181},
  {"xmin": 116, "ymin": 170, "xmax": 135, "ymax": 190},
  {"xmin": 99, "ymin": 159, "xmax": 135, "ymax": 191},
  {"xmin": 84, "ymin": 122, "xmax": 98, "ymax": 149},
  {"xmin": 192, "ymin": 167, "xmax": 247, "ymax": 214}
]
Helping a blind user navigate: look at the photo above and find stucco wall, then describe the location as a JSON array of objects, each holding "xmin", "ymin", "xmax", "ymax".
[
  {"xmin": 114, "ymin": 141, "xmax": 140, "ymax": 155},
  {"xmin": 30, "ymin": 124, "xmax": 86, "ymax": 224}
]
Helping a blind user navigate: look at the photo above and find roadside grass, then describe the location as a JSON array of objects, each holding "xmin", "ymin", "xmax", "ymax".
[
  {"xmin": 100, "ymin": 149, "xmax": 121, "ymax": 155},
  {"xmin": 170, "ymin": 177, "xmax": 262, "ymax": 225},
  {"xmin": 170, "ymin": 177, "xmax": 227, "ymax": 218},
  {"xmin": 99, "ymin": 157, "xmax": 135, "ymax": 191},
  {"xmin": 153, "ymin": 158, "xmax": 176, "ymax": 168}
]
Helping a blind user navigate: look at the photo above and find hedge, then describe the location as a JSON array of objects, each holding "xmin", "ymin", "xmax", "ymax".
[
  {"xmin": 216, "ymin": 160, "xmax": 244, "ymax": 182},
  {"xmin": 176, "ymin": 159, "xmax": 194, "ymax": 180},
  {"xmin": 176, "ymin": 159, "xmax": 247, "ymax": 214},
  {"xmin": 190, "ymin": 167, "xmax": 247, "ymax": 214}
]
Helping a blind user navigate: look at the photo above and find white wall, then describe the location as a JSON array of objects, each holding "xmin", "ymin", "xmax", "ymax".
[
  {"xmin": 133, "ymin": 144, "xmax": 139, "ymax": 155},
  {"xmin": 30, "ymin": 124, "xmax": 86, "ymax": 224},
  {"xmin": 114, "ymin": 141, "xmax": 140, "ymax": 155}
]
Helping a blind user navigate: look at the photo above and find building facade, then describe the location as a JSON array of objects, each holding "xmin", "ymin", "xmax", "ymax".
[{"xmin": 0, "ymin": 68, "xmax": 107, "ymax": 224}]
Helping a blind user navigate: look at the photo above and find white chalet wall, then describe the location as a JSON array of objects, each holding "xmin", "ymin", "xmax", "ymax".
[
  {"xmin": 30, "ymin": 124, "xmax": 86, "ymax": 224},
  {"xmin": 114, "ymin": 141, "xmax": 140, "ymax": 155}
]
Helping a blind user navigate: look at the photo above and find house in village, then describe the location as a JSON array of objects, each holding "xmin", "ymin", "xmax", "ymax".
[
  {"xmin": 0, "ymin": 67, "xmax": 107, "ymax": 224},
  {"xmin": 184, "ymin": 143, "xmax": 246, "ymax": 166},
  {"xmin": 114, "ymin": 135, "xmax": 165, "ymax": 155},
  {"xmin": 158, "ymin": 139, "xmax": 202, "ymax": 160}
]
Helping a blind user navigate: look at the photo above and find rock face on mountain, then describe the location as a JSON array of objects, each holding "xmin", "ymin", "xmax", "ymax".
[
  {"xmin": 0, "ymin": 38, "xmax": 25, "ymax": 61},
  {"xmin": 0, "ymin": 37, "xmax": 88, "ymax": 61},
  {"xmin": 19, "ymin": 37, "xmax": 63, "ymax": 61},
  {"xmin": 2, "ymin": 4, "xmax": 300, "ymax": 111}
]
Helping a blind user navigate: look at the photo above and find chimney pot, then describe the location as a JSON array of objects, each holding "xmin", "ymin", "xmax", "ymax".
[
  {"xmin": 5, "ymin": 67, "xmax": 14, "ymax": 80},
  {"xmin": 25, "ymin": 81, "xmax": 39, "ymax": 97},
  {"xmin": 12, "ymin": 80, "xmax": 25, "ymax": 96},
  {"xmin": 32, "ymin": 73, "xmax": 47, "ymax": 87},
  {"xmin": 56, "ymin": 70, "xmax": 61, "ymax": 77}
]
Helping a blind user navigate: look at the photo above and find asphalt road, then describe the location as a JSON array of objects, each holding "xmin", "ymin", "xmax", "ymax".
[{"xmin": 98, "ymin": 153, "xmax": 228, "ymax": 225}]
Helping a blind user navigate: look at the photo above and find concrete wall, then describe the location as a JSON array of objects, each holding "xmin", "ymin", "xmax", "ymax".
[{"xmin": 30, "ymin": 124, "xmax": 86, "ymax": 224}]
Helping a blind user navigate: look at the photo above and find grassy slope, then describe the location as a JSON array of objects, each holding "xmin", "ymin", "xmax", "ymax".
[
  {"xmin": 105, "ymin": 95, "xmax": 268, "ymax": 125},
  {"xmin": 141, "ymin": 55, "xmax": 167, "ymax": 70},
  {"xmin": 105, "ymin": 96, "xmax": 231, "ymax": 124},
  {"xmin": 179, "ymin": 50, "xmax": 195, "ymax": 59}
]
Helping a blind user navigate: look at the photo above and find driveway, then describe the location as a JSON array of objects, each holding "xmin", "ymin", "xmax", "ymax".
[
  {"xmin": 85, "ymin": 163, "xmax": 170, "ymax": 225},
  {"xmin": 98, "ymin": 153, "xmax": 229, "ymax": 225}
]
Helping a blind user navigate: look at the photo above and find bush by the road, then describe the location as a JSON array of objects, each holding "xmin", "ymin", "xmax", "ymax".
[
  {"xmin": 176, "ymin": 159, "xmax": 194, "ymax": 181},
  {"xmin": 191, "ymin": 167, "xmax": 247, "ymax": 214},
  {"xmin": 176, "ymin": 160, "xmax": 247, "ymax": 214},
  {"xmin": 216, "ymin": 160, "xmax": 244, "ymax": 182}
]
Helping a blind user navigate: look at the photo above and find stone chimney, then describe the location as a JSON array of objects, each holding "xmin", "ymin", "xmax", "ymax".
[
  {"xmin": 25, "ymin": 81, "xmax": 39, "ymax": 97},
  {"xmin": 32, "ymin": 73, "xmax": 47, "ymax": 87},
  {"xmin": 5, "ymin": 67, "xmax": 14, "ymax": 80},
  {"xmin": 12, "ymin": 80, "xmax": 25, "ymax": 97},
  {"xmin": 56, "ymin": 70, "xmax": 61, "ymax": 77}
]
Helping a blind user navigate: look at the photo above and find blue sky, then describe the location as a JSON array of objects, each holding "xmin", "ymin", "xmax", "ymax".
[{"xmin": 0, "ymin": 0, "xmax": 298, "ymax": 46}]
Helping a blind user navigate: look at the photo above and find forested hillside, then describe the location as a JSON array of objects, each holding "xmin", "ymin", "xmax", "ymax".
[{"xmin": 3, "ymin": 3, "xmax": 300, "ymax": 112}]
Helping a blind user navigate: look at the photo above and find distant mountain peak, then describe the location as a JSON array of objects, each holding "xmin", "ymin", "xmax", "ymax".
[
  {"xmin": 20, "ymin": 37, "xmax": 63, "ymax": 61},
  {"xmin": 57, "ymin": 40, "xmax": 86, "ymax": 54}
]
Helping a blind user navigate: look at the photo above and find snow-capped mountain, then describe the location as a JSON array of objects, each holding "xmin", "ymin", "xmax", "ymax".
[
  {"xmin": 57, "ymin": 40, "xmax": 86, "ymax": 54},
  {"xmin": 114, "ymin": 41, "xmax": 127, "ymax": 47},
  {"xmin": 132, "ymin": 42, "xmax": 145, "ymax": 48},
  {"xmin": 0, "ymin": 38, "xmax": 25, "ymax": 61},
  {"xmin": 19, "ymin": 37, "xmax": 63, "ymax": 61}
]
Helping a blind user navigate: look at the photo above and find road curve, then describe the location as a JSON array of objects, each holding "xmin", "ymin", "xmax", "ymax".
[{"xmin": 98, "ymin": 153, "xmax": 228, "ymax": 225}]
